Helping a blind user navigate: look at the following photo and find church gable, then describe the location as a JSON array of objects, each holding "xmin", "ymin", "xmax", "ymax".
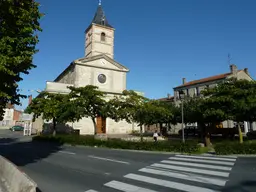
[{"xmin": 74, "ymin": 54, "xmax": 129, "ymax": 72}]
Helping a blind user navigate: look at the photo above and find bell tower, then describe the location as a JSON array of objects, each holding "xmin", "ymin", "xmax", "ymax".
[{"xmin": 85, "ymin": 1, "xmax": 115, "ymax": 59}]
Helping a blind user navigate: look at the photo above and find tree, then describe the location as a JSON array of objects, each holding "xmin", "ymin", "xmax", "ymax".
[
  {"xmin": 181, "ymin": 97, "xmax": 229, "ymax": 146},
  {"xmin": 203, "ymin": 79, "xmax": 256, "ymax": 143},
  {"xmin": 0, "ymin": 0, "xmax": 43, "ymax": 120},
  {"xmin": 26, "ymin": 92, "xmax": 69, "ymax": 135},
  {"xmin": 109, "ymin": 91, "xmax": 179, "ymax": 140},
  {"xmin": 67, "ymin": 85, "xmax": 107, "ymax": 135},
  {"xmin": 108, "ymin": 90, "xmax": 148, "ymax": 141},
  {"xmin": 159, "ymin": 101, "xmax": 179, "ymax": 128}
]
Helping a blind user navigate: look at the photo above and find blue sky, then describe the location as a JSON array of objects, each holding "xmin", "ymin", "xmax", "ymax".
[{"xmin": 17, "ymin": 0, "xmax": 256, "ymax": 110}]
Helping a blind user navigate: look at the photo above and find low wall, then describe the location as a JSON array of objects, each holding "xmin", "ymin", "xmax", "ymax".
[{"xmin": 0, "ymin": 155, "xmax": 37, "ymax": 192}]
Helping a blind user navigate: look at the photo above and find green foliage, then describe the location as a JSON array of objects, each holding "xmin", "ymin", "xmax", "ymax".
[
  {"xmin": 215, "ymin": 141, "xmax": 256, "ymax": 155},
  {"xmin": 0, "ymin": 0, "xmax": 43, "ymax": 120},
  {"xmin": 181, "ymin": 79, "xmax": 256, "ymax": 126},
  {"xmin": 182, "ymin": 97, "xmax": 205, "ymax": 124},
  {"xmin": 33, "ymin": 135, "xmax": 200, "ymax": 153},
  {"xmin": 203, "ymin": 79, "xmax": 256, "ymax": 122},
  {"xmin": 26, "ymin": 92, "xmax": 70, "ymax": 131},
  {"xmin": 67, "ymin": 85, "xmax": 107, "ymax": 134},
  {"xmin": 108, "ymin": 90, "xmax": 147, "ymax": 124},
  {"xmin": 109, "ymin": 92, "xmax": 178, "ymax": 127}
]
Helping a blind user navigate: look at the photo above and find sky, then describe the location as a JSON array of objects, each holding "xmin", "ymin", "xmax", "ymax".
[{"xmin": 17, "ymin": 0, "xmax": 256, "ymax": 110}]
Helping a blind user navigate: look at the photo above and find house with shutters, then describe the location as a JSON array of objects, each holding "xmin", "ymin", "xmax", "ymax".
[{"xmin": 173, "ymin": 64, "xmax": 256, "ymax": 133}]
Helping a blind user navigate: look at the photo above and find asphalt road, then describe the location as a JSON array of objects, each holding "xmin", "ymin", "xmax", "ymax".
[{"xmin": 0, "ymin": 129, "xmax": 256, "ymax": 192}]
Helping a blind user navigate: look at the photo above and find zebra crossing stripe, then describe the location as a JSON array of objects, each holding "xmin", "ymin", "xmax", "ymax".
[
  {"xmin": 175, "ymin": 155, "xmax": 237, "ymax": 161},
  {"xmin": 139, "ymin": 167, "xmax": 227, "ymax": 186},
  {"xmin": 161, "ymin": 160, "xmax": 232, "ymax": 171},
  {"xmin": 124, "ymin": 173, "xmax": 219, "ymax": 192},
  {"xmin": 104, "ymin": 180, "xmax": 157, "ymax": 192},
  {"xmin": 151, "ymin": 163, "xmax": 230, "ymax": 177},
  {"xmin": 168, "ymin": 157, "xmax": 235, "ymax": 166}
]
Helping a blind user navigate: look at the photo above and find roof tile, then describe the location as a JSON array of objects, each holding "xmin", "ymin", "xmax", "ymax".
[{"xmin": 174, "ymin": 71, "xmax": 241, "ymax": 89}]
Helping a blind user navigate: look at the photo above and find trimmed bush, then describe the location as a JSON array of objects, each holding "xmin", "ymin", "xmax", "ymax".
[
  {"xmin": 32, "ymin": 135, "xmax": 200, "ymax": 154},
  {"xmin": 215, "ymin": 141, "xmax": 256, "ymax": 155}
]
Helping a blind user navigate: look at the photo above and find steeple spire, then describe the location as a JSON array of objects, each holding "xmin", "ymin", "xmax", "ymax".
[{"xmin": 91, "ymin": 1, "xmax": 113, "ymax": 28}]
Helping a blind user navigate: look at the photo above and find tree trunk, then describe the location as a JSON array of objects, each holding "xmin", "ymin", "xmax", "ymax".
[
  {"xmin": 53, "ymin": 118, "xmax": 56, "ymax": 136},
  {"xmin": 92, "ymin": 117, "xmax": 97, "ymax": 135},
  {"xmin": 204, "ymin": 125, "xmax": 211, "ymax": 147},
  {"xmin": 140, "ymin": 125, "xmax": 143, "ymax": 142},
  {"xmin": 238, "ymin": 123, "xmax": 243, "ymax": 144},
  {"xmin": 160, "ymin": 123, "xmax": 163, "ymax": 135},
  {"xmin": 199, "ymin": 123, "xmax": 205, "ymax": 143},
  {"xmin": 205, "ymin": 132, "xmax": 211, "ymax": 147}
]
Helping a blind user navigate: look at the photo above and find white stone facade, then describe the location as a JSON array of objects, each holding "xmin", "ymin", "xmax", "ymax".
[{"xmin": 39, "ymin": 4, "xmax": 142, "ymax": 135}]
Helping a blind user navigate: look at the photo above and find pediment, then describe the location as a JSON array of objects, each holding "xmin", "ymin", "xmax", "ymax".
[{"xmin": 74, "ymin": 54, "xmax": 129, "ymax": 72}]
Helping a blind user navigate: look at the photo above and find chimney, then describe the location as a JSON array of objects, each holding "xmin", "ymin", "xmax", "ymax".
[
  {"xmin": 28, "ymin": 95, "xmax": 32, "ymax": 105},
  {"xmin": 230, "ymin": 64, "xmax": 238, "ymax": 75},
  {"xmin": 167, "ymin": 93, "xmax": 171, "ymax": 99},
  {"xmin": 244, "ymin": 68, "xmax": 249, "ymax": 75},
  {"xmin": 182, "ymin": 78, "xmax": 186, "ymax": 85}
]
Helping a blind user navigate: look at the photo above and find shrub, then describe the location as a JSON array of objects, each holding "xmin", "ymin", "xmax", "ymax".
[
  {"xmin": 32, "ymin": 135, "xmax": 200, "ymax": 153},
  {"xmin": 214, "ymin": 141, "xmax": 256, "ymax": 155},
  {"xmin": 247, "ymin": 131, "xmax": 256, "ymax": 140}
]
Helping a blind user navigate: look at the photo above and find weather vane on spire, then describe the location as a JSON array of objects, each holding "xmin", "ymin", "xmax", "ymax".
[{"xmin": 99, "ymin": 0, "xmax": 102, "ymax": 5}]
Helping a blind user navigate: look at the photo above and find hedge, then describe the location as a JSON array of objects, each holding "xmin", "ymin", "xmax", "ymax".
[
  {"xmin": 215, "ymin": 141, "xmax": 256, "ymax": 155},
  {"xmin": 32, "ymin": 135, "xmax": 200, "ymax": 154}
]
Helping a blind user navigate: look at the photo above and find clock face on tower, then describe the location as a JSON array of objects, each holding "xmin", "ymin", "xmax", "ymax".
[{"xmin": 98, "ymin": 74, "xmax": 106, "ymax": 84}]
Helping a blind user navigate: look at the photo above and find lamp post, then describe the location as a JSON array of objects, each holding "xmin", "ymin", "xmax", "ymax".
[{"xmin": 179, "ymin": 90, "xmax": 185, "ymax": 143}]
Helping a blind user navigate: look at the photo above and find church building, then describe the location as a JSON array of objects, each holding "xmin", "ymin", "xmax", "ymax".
[{"xmin": 39, "ymin": 2, "xmax": 141, "ymax": 135}]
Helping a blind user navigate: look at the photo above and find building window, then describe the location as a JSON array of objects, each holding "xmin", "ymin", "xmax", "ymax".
[
  {"xmin": 196, "ymin": 87, "xmax": 200, "ymax": 96},
  {"xmin": 101, "ymin": 32, "xmax": 106, "ymax": 41},
  {"xmin": 186, "ymin": 89, "xmax": 189, "ymax": 97}
]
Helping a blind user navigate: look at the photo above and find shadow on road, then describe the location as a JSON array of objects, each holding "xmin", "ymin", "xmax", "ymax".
[
  {"xmin": 0, "ymin": 138, "xmax": 63, "ymax": 192},
  {"xmin": 0, "ymin": 139, "xmax": 63, "ymax": 167},
  {"xmin": 222, "ymin": 180, "xmax": 256, "ymax": 192},
  {"xmin": 0, "ymin": 137, "xmax": 18, "ymax": 144}
]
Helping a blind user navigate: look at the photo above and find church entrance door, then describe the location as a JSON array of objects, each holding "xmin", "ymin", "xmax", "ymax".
[{"xmin": 96, "ymin": 117, "xmax": 106, "ymax": 134}]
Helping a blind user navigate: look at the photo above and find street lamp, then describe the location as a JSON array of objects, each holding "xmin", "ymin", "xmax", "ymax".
[{"xmin": 179, "ymin": 90, "xmax": 185, "ymax": 143}]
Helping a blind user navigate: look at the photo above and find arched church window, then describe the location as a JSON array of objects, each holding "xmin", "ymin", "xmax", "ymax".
[{"xmin": 101, "ymin": 32, "xmax": 106, "ymax": 41}]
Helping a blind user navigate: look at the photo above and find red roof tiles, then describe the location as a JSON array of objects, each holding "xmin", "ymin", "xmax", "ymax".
[{"xmin": 174, "ymin": 72, "xmax": 241, "ymax": 89}]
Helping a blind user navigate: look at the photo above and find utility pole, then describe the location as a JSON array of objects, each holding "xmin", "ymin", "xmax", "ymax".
[{"xmin": 181, "ymin": 99, "xmax": 185, "ymax": 143}]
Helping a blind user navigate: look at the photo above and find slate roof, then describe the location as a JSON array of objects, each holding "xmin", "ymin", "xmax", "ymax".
[
  {"xmin": 91, "ymin": 4, "xmax": 113, "ymax": 28},
  {"xmin": 174, "ymin": 71, "xmax": 241, "ymax": 89}
]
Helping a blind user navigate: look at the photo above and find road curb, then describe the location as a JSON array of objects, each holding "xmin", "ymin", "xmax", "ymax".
[
  {"xmin": 62, "ymin": 144, "xmax": 203, "ymax": 155},
  {"xmin": 62, "ymin": 144, "xmax": 256, "ymax": 157}
]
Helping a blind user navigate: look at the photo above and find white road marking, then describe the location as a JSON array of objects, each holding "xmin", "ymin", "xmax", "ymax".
[
  {"xmin": 161, "ymin": 160, "xmax": 232, "ymax": 171},
  {"xmin": 151, "ymin": 163, "xmax": 230, "ymax": 177},
  {"xmin": 88, "ymin": 155, "xmax": 130, "ymax": 165},
  {"xmin": 58, "ymin": 151, "xmax": 76, "ymax": 155},
  {"xmin": 85, "ymin": 190, "xmax": 98, "ymax": 192},
  {"xmin": 202, "ymin": 154, "xmax": 237, "ymax": 159},
  {"xmin": 169, "ymin": 157, "xmax": 235, "ymax": 166},
  {"xmin": 104, "ymin": 180, "xmax": 157, "ymax": 192},
  {"xmin": 124, "ymin": 173, "xmax": 219, "ymax": 192},
  {"xmin": 176, "ymin": 155, "xmax": 237, "ymax": 161},
  {"xmin": 139, "ymin": 167, "xmax": 227, "ymax": 186}
]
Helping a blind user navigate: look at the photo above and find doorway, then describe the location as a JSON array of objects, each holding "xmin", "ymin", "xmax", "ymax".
[{"xmin": 96, "ymin": 116, "xmax": 106, "ymax": 134}]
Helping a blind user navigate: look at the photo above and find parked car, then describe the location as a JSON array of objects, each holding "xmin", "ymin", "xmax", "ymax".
[{"xmin": 9, "ymin": 125, "xmax": 24, "ymax": 132}]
